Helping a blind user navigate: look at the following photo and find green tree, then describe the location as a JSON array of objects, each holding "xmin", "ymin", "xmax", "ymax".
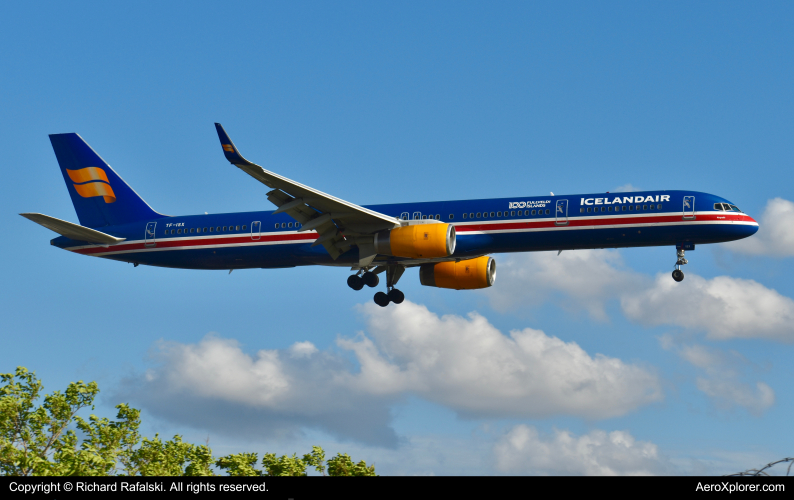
[
  {"xmin": 327, "ymin": 453, "xmax": 377, "ymax": 476},
  {"xmin": 0, "ymin": 367, "xmax": 139, "ymax": 476},
  {"xmin": 215, "ymin": 452, "xmax": 263, "ymax": 476},
  {"xmin": 1, "ymin": 367, "xmax": 375, "ymax": 476}
]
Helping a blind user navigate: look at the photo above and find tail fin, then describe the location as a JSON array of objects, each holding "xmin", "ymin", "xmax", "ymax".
[{"xmin": 49, "ymin": 133, "xmax": 163, "ymax": 228}]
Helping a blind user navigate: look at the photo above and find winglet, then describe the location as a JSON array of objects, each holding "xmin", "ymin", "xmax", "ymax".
[{"xmin": 214, "ymin": 123, "xmax": 252, "ymax": 165}]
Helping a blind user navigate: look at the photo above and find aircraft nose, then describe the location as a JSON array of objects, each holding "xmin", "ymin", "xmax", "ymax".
[{"xmin": 743, "ymin": 214, "xmax": 759, "ymax": 236}]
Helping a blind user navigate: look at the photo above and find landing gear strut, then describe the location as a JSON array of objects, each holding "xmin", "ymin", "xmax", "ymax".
[
  {"xmin": 348, "ymin": 265, "xmax": 406, "ymax": 306},
  {"xmin": 374, "ymin": 265, "xmax": 405, "ymax": 307},
  {"xmin": 672, "ymin": 248, "xmax": 688, "ymax": 282}
]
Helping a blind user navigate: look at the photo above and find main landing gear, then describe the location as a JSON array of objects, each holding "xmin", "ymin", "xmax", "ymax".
[
  {"xmin": 347, "ymin": 265, "xmax": 405, "ymax": 307},
  {"xmin": 347, "ymin": 271, "xmax": 378, "ymax": 290},
  {"xmin": 672, "ymin": 247, "xmax": 688, "ymax": 282}
]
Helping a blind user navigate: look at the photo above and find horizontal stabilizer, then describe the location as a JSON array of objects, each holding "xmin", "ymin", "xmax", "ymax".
[{"xmin": 20, "ymin": 213, "xmax": 126, "ymax": 245}]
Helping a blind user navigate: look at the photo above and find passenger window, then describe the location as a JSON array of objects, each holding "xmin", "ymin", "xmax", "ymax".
[
  {"xmin": 223, "ymin": 226, "xmax": 227, "ymax": 231},
  {"xmin": 545, "ymin": 209, "xmax": 550, "ymax": 215},
  {"xmin": 209, "ymin": 227, "xmax": 214, "ymax": 232},
  {"xmin": 497, "ymin": 211, "xmax": 502, "ymax": 217},
  {"xmin": 190, "ymin": 228, "xmax": 195, "ymax": 233},
  {"xmin": 623, "ymin": 206, "xmax": 628, "ymax": 211},
  {"xmin": 643, "ymin": 205, "xmax": 648, "ymax": 210},
  {"xmin": 177, "ymin": 229, "xmax": 182, "ymax": 234},
  {"xmin": 635, "ymin": 205, "xmax": 641, "ymax": 210},
  {"xmin": 236, "ymin": 225, "xmax": 241, "ymax": 231},
  {"xmin": 608, "ymin": 206, "xmax": 613, "ymax": 212},
  {"xmin": 531, "ymin": 210, "xmax": 536, "ymax": 215},
  {"xmin": 463, "ymin": 213, "xmax": 468, "ymax": 219},
  {"xmin": 524, "ymin": 210, "xmax": 529, "ymax": 215},
  {"xmin": 203, "ymin": 227, "xmax": 208, "ymax": 232},
  {"xmin": 435, "ymin": 215, "xmax": 440, "ymax": 220},
  {"xmin": 281, "ymin": 223, "xmax": 286, "ymax": 228},
  {"xmin": 243, "ymin": 225, "xmax": 247, "ymax": 230},
  {"xmin": 657, "ymin": 204, "xmax": 662, "ymax": 209},
  {"xmin": 587, "ymin": 207, "xmax": 592, "ymax": 213},
  {"xmin": 580, "ymin": 208, "xmax": 585, "ymax": 213},
  {"xmin": 490, "ymin": 212, "xmax": 495, "ymax": 217},
  {"xmin": 476, "ymin": 212, "xmax": 481, "ymax": 218},
  {"xmin": 629, "ymin": 206, "xmax": 634, "ymax": 211},
  {"xmin": 649, "ymin": 205, "xmax": 654, "ymax": 210},
  {"xmin": 216, "ymin": 227, "xmax": 220, "ymax": 232},
  {"xmin": 274, "ymin": 224, "xmax": 278, "ymax": 229},
  {"xmin": 288, "ymin": 222, "xmax": 293, "ymax": 228},
  {"xmin": 422, "ymin": 215, "xmax": 427, "ymax": 220},
  {"xmin": 511, "ymin": 211, "xmax": 515, "ymax": 216},
  {"xmin": 449, "ymin": 214, "xmax": 454, "ymax": 219}
]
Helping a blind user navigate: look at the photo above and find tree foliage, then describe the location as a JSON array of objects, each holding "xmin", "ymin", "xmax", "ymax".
[{"xmin": 0, "ymin": 367, "xmax": 375, "ymax": 476}]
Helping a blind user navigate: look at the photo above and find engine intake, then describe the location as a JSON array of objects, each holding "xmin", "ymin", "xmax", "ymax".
[
  {"xmin": 419, "ymin": 256, "xmax": 496, "ymax": 290},
  {"xmin": 375, "ymin": 223, "xmax": 456, "ymax": 259}
]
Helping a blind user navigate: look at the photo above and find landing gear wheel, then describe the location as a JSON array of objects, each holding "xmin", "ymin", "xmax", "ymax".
[
  {"xmin": 347, "ymin": 275, "xmax": 364, "ymax": 290},
  {"xmin": 374, "ymin": 291, "xmax": 390, "ymax": 307},
  {"xmin": 388, "ymin": 288, "xmax": 405, "ymax": 304},
  {"xmin": 363, "ymin": 272, "xmax": 379, "ymax": 288},
  {"xmin": 672, "ymin": 269, "xmax": 684, "ymax": 282}
]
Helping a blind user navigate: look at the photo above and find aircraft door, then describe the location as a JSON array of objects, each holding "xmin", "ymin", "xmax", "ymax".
[
  {"xmin": 683, "ymin": 196, "xmax": 696, "ymax": 219},
  {"xmin": 144, "ymin": 222, "xmax": 156, "ymax": 247},
  {"xmin": 251, "ymin": 221, "xmax": 261, "ymax": 240},
  {"xmin": 413, "ymin": 212, "xmax": 421, "ymax": 220},
  {"xmin": 555, "ymin": 199, "xmax": 568, "ymax": 226}
]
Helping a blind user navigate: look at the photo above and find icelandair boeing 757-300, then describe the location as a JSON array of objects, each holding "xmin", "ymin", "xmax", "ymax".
[{"xmin": 22, "ymin": 124, "xmax": 759, "ymax": 307}]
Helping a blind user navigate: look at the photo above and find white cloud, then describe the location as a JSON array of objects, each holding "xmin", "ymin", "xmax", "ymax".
[
  {"xmin": 117, "ymin": 303, "xmax": 662, "ymax": 444},
  {"xmin": 491, "ymin": 250, "xmax": 794, "ymax": 341},
  {"xmin": 727, "ymin": 198, "xmax": 794, "ymax": 256},
  {"xmin": 486, "ymin": 249, "xmax": 645, "ymax": 320},
  {"xmin": 289, "ymin": 341, "xmax": 319, "ymax": 358},
  {"xmin": 493, "ymin": 425, "xmax": 670, "ymax": 475},
  {"xmin": 622, "ymin": 274, "xmax": 794, "ymax": 342},
  {"xmin": 347, "ymin": 301, "xmax": 662, "ymax": 419},
  {"xmin": 612, "ymin": 183, "xmax": 642, "ymax": 192},
  {"xmin": 118, "ymin": 334, "xmax": 400, "ymax": 446},
  {"xmin": 660, "ymin": 337, "xmax": 775, "ymax": 414}
]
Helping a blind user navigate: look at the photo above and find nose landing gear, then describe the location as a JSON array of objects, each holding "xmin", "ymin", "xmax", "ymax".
[{"xmin": 672, "ymin": 247, "xmax": 688, "ymax": 282}]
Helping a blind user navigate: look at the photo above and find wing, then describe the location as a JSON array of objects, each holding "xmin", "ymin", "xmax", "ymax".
[{"xmin": 214, "ymin": 123, "xmax": 400, "ymax": 262}]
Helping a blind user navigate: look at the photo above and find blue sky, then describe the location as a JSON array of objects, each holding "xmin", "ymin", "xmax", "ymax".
[{"xmin": 2, "ymin": 1, "xmax": 793, "ymax": 475}]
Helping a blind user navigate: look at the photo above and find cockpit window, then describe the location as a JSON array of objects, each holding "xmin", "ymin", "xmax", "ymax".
[
  {"xmin": 729, "ymin": 205, "xmax": 741, "ymax": 212},
  {"xmin": 714, "ymin": 203, "xmax": 725, "ymax": 211}
]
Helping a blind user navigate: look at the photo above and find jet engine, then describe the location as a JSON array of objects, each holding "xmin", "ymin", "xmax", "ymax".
[
  {"xmin": 374, "ymin": 223, "xmax": 456, "ymax": 259},
  {"xmin": 419, "ymin": 256, "xmax": 496, "ymax": 290}
]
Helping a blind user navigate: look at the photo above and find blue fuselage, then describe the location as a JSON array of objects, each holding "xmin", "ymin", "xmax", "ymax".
[{"xmin": 53, "ymin": 190, "xmax": 758, "ymax": 270}]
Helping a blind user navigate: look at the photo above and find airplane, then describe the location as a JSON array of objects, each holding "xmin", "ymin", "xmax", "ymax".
[{"xmin": 21, "ymin": 124, "xmax": 759, "ymax": 307}]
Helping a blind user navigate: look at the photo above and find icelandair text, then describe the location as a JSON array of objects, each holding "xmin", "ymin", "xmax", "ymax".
[{"xmin": 580, "ymin": 195, "xmax": 670, "ymax": 206}]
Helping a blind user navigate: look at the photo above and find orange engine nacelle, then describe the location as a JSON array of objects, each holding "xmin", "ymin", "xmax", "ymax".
[
  {"xmin": 419, "ymin": 256, "xmax": 496, "ymax": 290},
  {"xmin": 374, "ymin": 223, "xmax": 456, "ymax": 259}
]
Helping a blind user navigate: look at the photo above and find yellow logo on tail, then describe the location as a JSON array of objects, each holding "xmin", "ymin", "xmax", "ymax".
[
  {"xmin": 66, "ymin": 167, "xmax": 116, "ymax": 203},
  {"xmin": 222, "ymin": 144, "xmax": 234, "ymax": 152}
]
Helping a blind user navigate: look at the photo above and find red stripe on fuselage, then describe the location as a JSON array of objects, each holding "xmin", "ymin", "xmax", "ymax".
[
  {"xmin": 72, "ymin": 232, "xmax": 318, "ymax": 255},
  {"xmin": 68, "ymin": 212, "xmax": 756, "ymax": 256}
]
